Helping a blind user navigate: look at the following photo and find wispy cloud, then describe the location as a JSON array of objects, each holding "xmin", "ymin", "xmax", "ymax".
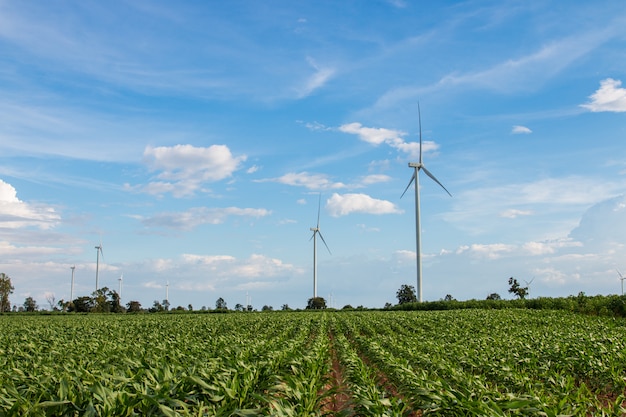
[
  {"xmin": 339, "ymin": 122, "xmax": 438, "ymax": 159},
  {"xmin": 581, "ymin": 78, "xmax": 626, "ymax": 112},
  {"xmin": 511, "ymin": 125, "xmax": 532, "ymax": 134},
  {"xmin": 295, "ymin": 57, "xmax": 335, "ymax": 98},
  {"xmin": 138, "ymin": 206, "xmax": 270, "ymax": 230},
  {"xmin": 255, "ymin": 172, "xmax": 346, "ymax": 191}
]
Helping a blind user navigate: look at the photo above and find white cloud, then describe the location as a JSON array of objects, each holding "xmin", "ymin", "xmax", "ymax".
[
  {"xmin": 140, "ymin": 144, "xmax": 246, "ymax": 197},
  {"xmin": 500, "ymin": 209, "xmax": 533, "ymax": 218},
  {"xmin": 339, "ymin": 122, "xmax": 406, "ymax": 146},
  {"xmin": 339, "ymin": 122, "xmax": 439, "ymax": 159},
  {"xmin": 0, "ymin": 179, "xmax": 60, "ymax": 229},
  {"xmin": 326, "ymin": 193, "xmax": 403, "ymax": 217},
  {"xmin": 455, "ymin": 243, "xmax": 515, "ymax": 260},
  {"xmin": 296, "ymin": 57, "xmax": 335, "ymax": 98},
  {"xmin": 360, "ymin": 174, "xmax": 392, "ymax": 185},
  {"xmin": 581, "ymin": 78, "xmax": 626, "ymax": 112},
  {"xmin": 182, "ymin": 253, "xmax": 299, "ymax": 279},
  {"xmin": 512, "ymin": 125, "xmax": 532, "ymax": 134},
  {"xmin": 256, "ymin": 172, "xmax": 346, "ymax": 190},
  {"xmin": 140, "ymin": 206, "xmax": 271, "ymax": 230}
]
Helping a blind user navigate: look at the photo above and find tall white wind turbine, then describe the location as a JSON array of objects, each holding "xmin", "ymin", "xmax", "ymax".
[
  {"xmin": 401, "ymin": 104, "xmax": 452, "ymax": 302},
  {"xmin": 617, "ymin": 269, "xmax": 625, "ymax": 295},
  {"xmin": 310, "ymin": 195, "xmax": 331, "ymax": 299},
  {"xmin": 94, "ymin": 243, "xmax": 104, "ymax": 291}
]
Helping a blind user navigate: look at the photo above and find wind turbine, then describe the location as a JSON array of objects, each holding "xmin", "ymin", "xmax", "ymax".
[
  {"xmin": 118, "ymin": 273, "xmax": 123, "ymax": 301},
  {"xmin": 617, "ymin": 269, "xmax": 625, "ymax": 295},
  {"xmin": 310, "ymin": 194, "xmax": 331, "ymax": 299},
  {"xmin": 70, "ymin": 265, "xmax": 75, "ymax": 302},
  {"xmin": 524, "ymin": 277, "xmax": 535, "ymax": 298},
  {"xmin": 94, "ymin": 243, "xmax": 104, "ymax": 291},
  {"xmin": 401, "ymin": 104, "xmax": 452, "ymax": 302}
]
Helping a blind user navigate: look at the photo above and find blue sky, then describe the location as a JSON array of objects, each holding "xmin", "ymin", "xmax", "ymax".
[{"xmin": 1, "ymin": 0, "xmax": 626, "ymax": 310}]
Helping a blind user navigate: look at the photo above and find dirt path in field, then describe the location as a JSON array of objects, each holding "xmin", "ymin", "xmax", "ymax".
[{"xmin": 320, "ymin": 331, "xmax": 353, "ymax": 415}]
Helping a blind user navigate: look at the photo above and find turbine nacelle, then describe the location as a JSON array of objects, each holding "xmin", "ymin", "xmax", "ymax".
[{"xmin": 408, "ymin": 162, "xmax": 422, "ymax": 169}]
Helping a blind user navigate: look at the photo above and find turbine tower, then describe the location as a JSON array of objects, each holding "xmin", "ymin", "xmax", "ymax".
[
  {"xmin": 617, "ymin": 269, "xmax": 625, "ymax": 295},
  {"xmin": 401, "ymin": 104, "xmax": 452, "ymax": 302},
  {"xmin": 70, "ymin": 265, "xmax": 75, "ymax": 302},
  {"xmin": 118, "ymin": 273, "xmax": 123, "ymax": 301},
  {"xmin": 94, "ymin": 243, "xmax": 104, "ymax": 291},
  {"xmin": 310, "ymin": 194, "xmax": 331, "ymax": 299}
]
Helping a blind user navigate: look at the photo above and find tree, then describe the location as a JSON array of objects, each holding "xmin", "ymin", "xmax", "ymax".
[
  {"xmin": 162, "ymin": 299, "xmax": 170, "ymax": 311},
  {"xmin": 281, "ymin": 304, "xmax": 291, "ymax": 311},
  {"xmin": 234, "ymin": 303, "xmax": 244, "ymax": 312},
  {"xmin": 443, "ymin": 294, "xmax": 456, "ymax": 301},
  {"xmin": 508, "ymin": 277, "xmax": 528, "ymax": 300},
  {"xmin": 23, "ymin": 297, "xmax": 38, "ymax": 312},
  {"xmin": 262, "ymin": 305, "xmax": 273, "ymax": 311},
  {"xmin": 45, "ymin": 293, "xmax": 57, "ymax": 311},
  {"xmin": 306, "ymin": 297, "xmax": 326, "ymax": 309},
  {"xmin": 71, "ymin": 296, "xmax": 94, "ymax": 312},
  {"xmin": 0, "ymin": 273, "xmax": 14, "ymax": 313},
  {"xmin": 486, "ymin": 293, "xmax": 501, "ymax": 300},
  {"xmin": 126, "ymin": 300, "xmax": 142, "ymax": 312},
  {"xmin": 187, "ymin": 304, "xmax": 193, "ymax": 311},
  {"xmin": 150, "ymin": 300, "xmax": 164, "ymax": 313},
  {"xmin": 396, "ymin": 284, "xmax": 417, "ymax": 305},
  {"xmin": 215, "ymin": 297, "xmax": 227, "ymax": 310}
]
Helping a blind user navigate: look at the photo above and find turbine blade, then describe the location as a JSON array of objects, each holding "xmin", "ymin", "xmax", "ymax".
[
  {"xmin": 418, "ymin": 102, "xmax": 422, "ymax": 164},
  {"xmin": 617, "ymin": 269, "xmax": 624, "ymax": 279},
  {"xmin": 318, "ymin": 231, "xmax": 332, "ymax": 255},
  {"xmin": 317, "ymin": 193, "xmax": 321, "ymax": 228},
  {"xmin": 421, "ymin": 166, "xmax": 452, "ymax": 197},
  {"xmin": 400, "ymin": 172, "xmax": 416, "ymax": 199}
]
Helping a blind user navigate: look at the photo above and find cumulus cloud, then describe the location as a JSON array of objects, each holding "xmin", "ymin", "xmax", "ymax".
[
  {"xmin": 326, "ymin": 193, "xmax": 402, "ymax": 217},
  {"xmin": 0, "ymin": 179, "xmax": 60, "ymax": 229},
  {"xmin": 581, "ymin": 78, "xmax": 626, "ymax": 112},
  {"xmin": 139, "ymin": 144, "xmax": 246, "ymax": 197},
  {"xmin": 512, "ymin": 125, "xmax": 532, "ymax": 134},
  {"xmin": 139, "ymin": 206, "xmax": 271, "ymax": 230}
]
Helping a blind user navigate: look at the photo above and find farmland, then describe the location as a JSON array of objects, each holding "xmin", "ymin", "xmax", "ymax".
[{"xmin": 1, "ymin": 310, "xmax": 625, "ymax": 416}]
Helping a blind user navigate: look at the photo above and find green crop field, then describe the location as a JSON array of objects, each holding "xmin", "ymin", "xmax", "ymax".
[{"xmin": 1, "ymin": 310, "xmax": 625, "ymax": 416}]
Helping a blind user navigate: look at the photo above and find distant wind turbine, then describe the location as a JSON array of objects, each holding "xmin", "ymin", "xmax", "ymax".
[
  {"xmin": 524, "ymin": 277, "xmax": 535, "ymax": 298},
  {"xmin": 310, "ymin": 194, "xmax": 331, "ymax": 299},
  {"xmin": 401, "ymin": 104, "xmax": 452, "ymax": 302},
  {"xmin": 617, "ymin": 269, "xmax": 625, "ymax": 295},
  {"xmin": 118, "ymin": 273, "xmax": 123, "ymax": 301},
  {"xmin": 94, "ymin": 243, "xmax": 104, "ymax": 291},
  {"xmin": 70, "ymin": 265, "xmax": 75, "ymax": 302}
]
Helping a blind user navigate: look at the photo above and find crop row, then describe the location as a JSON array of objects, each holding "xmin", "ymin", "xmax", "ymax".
[{"xmin": 1, "ymin": 310, "xmax": 626, "ymax": 416}]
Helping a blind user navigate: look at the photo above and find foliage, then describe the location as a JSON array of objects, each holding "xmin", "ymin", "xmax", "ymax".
[
  {"xmin": 1, "ymin": 311, "xmax": 625, "ymax": 415},
  {"xmin": 486, "ymin": 293, "xmax": 501, "ymax": 300},
  {"xmin": 215, "ymin": 297, "xmax": 227, "ymax": 311},
  {"xmin": 396, "ymin": 284, "xmax": 417, "ymax": 305},
  {"xmin": 508, "ymin": 277, "xmax": 528, "ymax": 299},
  {"xmin": 23, "ymin": 297, "xmax": 38, "ymax": 312},
  {"xmin": 126, "ymin": 300, "xmax": 142, "ymax": 313},
  {"xmin": 306, "ymin": 297, "xmax": 326, "ymax": 309},
  {"xmin": 0, "ymin": 272, "xmax": 14, "ymax": 312}
]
